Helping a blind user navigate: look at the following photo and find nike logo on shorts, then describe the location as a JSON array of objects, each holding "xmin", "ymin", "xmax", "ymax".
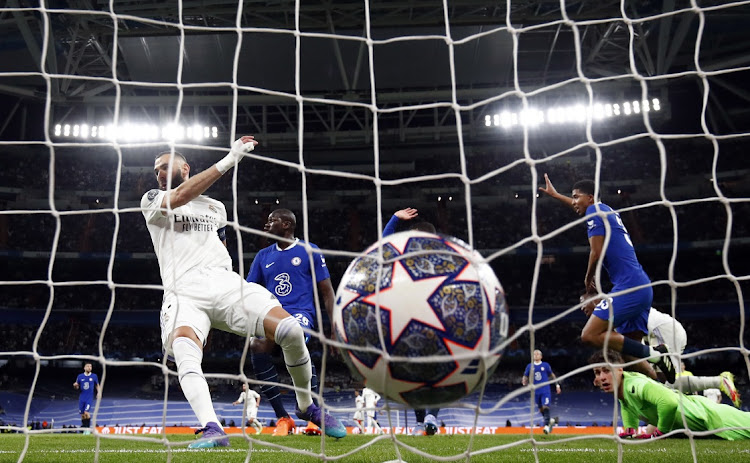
[{"xmin": 266, "ymin": 262, "xmax": 275, "ymax": 268}]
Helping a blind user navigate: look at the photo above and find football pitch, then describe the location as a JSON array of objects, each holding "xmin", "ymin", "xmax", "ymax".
[{"xmin": 1, "ymin": 434, "xmax": 749, "ymax": 463}]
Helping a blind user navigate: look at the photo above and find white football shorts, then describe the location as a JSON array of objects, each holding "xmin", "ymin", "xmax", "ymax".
[
  {"xmin": 160, "ymin": 267, "xmax": 280, "ymax": 356},
  {"xmin": 646, "ymin": 319, "xmax": 688, "ymax": 354}
]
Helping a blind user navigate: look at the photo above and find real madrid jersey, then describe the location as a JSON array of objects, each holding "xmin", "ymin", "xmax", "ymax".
[
  {"xmin": 246, "ymin": 238, "xmax": 330, "ymax": 328},
  {"xmin": 585, "ymin": 203, "xmax": 650, "ymax": 290},
  {"xmin": 237, "ymin": 389, "xmax": 260, "ymax": 412},
  {"xmin": 141, "ymin": 189, "xmax": 230, "ymax": 286}
]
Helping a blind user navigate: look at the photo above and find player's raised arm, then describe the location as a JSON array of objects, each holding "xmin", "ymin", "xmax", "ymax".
[
  {"xmin": 159, "ymin": 136, "xmax": 258, "ymax": 211},
  {"xmin": 538, "ymin": 174, "xmax": 575, "ymax": 210}
]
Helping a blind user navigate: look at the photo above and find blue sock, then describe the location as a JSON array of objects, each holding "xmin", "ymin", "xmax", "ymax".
[
  {"xmin": 621, "ymin": 337, "xmax": 651, "ymax": 359},
  {"xmin": 251, "ymin": 352, "xmax": 289, "ymax": 418},
  {"xmin": 414, "ymin": 409, "xmax": 426, "ymax": 423},
  {"xmin": 542, "ymin": 408, "xmax": 550, "ymax": 426}
]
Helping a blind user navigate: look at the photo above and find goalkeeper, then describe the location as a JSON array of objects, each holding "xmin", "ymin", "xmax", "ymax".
[
  {"xmin": 141, "ymin": 136, "xmax": 345, "ymax": 448},
  {"xmin": 590, "ymin": 350, "xmax": 750, "ymax": 440}
]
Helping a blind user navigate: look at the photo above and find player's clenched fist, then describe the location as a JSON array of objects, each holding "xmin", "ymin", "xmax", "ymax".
[{"xmin": 216, "ymin": 136, "xmax": 259, "ymax": 174}]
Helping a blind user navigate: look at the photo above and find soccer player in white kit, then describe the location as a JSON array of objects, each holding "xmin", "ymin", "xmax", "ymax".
[
  {"xmin": 141, "ymin": 136, "xmax": 346, "ymax": 447},
  {"xmin": 353, "ymin": 390, "xmax": 365, "ymax": 433},
  {"xmin": 645, "ymin": 308, "xmax": 740, "ymax": 407},
  {"xmin": 233, "ymin": 383, "xmax": 263, "ymax": 434},
  {"xmin": 362, "ymin": 387, "xmax": 383, "ymax": 434}
]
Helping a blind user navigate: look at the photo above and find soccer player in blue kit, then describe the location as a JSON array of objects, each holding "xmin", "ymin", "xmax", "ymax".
[
  {"xmin": 246, "ymin": 208, "xmax": 336, "ymax": 436},
  {"xmin": 73, "ymin": 362, "xmax": 100, "ymax": 434},
  {"xmin": 522, "ymin": 350, "xmax": 561, "ymax": 434},
  {"xmin": 539, "ymin": 176, "xmax": 677, "ymax": 383}
]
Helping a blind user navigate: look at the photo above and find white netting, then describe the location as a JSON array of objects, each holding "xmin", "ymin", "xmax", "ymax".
[{"xmin": 1, "ymin": 0, "xmax": 750, "ymax": 461}]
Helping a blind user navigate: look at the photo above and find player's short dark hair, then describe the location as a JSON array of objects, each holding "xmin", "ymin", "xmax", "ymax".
[
  {"xmin": 155, "ymin": 150, "xmax": 188, "ymax": 164},
  {"xmin": 395, "ymin": 217, "xmax": 436, "ymax": 234},
  {"xmin": 272, "ymin": 209, "xmax": 297, "ymax": 229},
  {"xmin": 572, "ymin": 179, "xmax": 596, "ymax": 196},
  {"xmin": 409, "ymin": 221, "xmax": 436, "ymax": 233},
  {"xmin": 588, "ymin": 350, "xmax": 623, "ymax": 365}
]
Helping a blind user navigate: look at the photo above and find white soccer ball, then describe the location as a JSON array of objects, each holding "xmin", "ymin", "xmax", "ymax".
[{"xmin": 333, "ymin": 231, "xmax": 509, "ymax": 407}]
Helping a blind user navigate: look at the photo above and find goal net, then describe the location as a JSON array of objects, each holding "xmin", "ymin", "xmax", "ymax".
[{"xmin": 1, "ymin": 0, "xmax": 749, "ymax": 461}]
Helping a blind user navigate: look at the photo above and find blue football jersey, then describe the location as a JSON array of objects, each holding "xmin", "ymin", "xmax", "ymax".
[
  {"xmin": 585, "ymin": 203, "xmax": 650, "ymax": 290},
  {"xmin": 524, "ymin": 361, "xmax": 553, "ymax": 393},
  {"xmin": 246, "ymin": 239, "xmax": 330, "ymax": 329},
  {"xmin": 76, "ymin": 373, "xmax": 99, "ymax": 401}
]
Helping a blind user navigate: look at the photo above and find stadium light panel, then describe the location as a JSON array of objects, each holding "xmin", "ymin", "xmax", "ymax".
[
  {"xmin": 52, "ymin": 122, "xmax": 219, "ymax": 142},
  {"xmin": 487, "ymin": 98, "xmax": 660, "ymax": 131}
]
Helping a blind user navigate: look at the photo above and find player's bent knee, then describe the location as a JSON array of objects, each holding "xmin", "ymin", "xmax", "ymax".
[
  {"xmin": 274, "ymin": 316, "xmax": 308, "ymax": 365},
  {"xmin": 275, "ymin": 317, "xmax": 305, "ymax": 349},
  {"xmin": 580, "ymin": 329, "xmax": 601, "ymax": 347}
]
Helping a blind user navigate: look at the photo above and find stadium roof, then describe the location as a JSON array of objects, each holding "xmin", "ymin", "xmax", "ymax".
[{"xmin": 1, "ymin": 1, "xmax": 750, "ymax": 146}]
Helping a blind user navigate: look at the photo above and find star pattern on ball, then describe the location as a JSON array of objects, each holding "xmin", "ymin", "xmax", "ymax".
[
  {"xmin": 434, "ymin": 337, "xmax": 486, "ymax": 390},
  {"xmin": 348, "ymin": 353, "xmax": 422, "ymax": 402},
  {"xmin": 362, "ymin": 260, "xmax": 448, "ymax": 346}
]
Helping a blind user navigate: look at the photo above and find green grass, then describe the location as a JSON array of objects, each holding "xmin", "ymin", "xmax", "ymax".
[{"xmin": 1, "ymin": 433, "xmax": 749, "ymax": 463}]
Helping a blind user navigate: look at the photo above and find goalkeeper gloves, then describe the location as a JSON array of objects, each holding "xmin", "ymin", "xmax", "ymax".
[
  {"xmin": 618, "ymin": 428, "xmax": 636, "ymax": 438},
  {"xmin": 635, "ymin": 428, "xmax": 665, "ymax": 439},
  {"xmin": 215, "ymin": 136, "xmax": 257, "ymax": 174}
]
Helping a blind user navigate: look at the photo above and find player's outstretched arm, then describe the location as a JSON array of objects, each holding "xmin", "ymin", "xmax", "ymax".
[
  {"xmin": 163, "ymin": 136, "xmax": 258, "ymax": 210},
  {"xmin": 538, "ymin": 174, "xmax": 575, "ymax": 210}
]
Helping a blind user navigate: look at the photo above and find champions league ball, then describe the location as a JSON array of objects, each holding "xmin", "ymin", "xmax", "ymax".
[{"xmin": 332, "ymin": 231, "xmax": 509, "ymax": 407}]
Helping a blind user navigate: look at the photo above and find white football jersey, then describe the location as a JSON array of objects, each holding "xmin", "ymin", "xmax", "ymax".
[
  {"xmin": 362, "ymin": 387, "xmax": 381, "ymax": 408},
  {"xmin": 141, "ymin": 189, "xmax": 231, "ymax": 286},
  {"xmin": 237, "ymin": 389, "xmax": 261, "ymax": 414}
]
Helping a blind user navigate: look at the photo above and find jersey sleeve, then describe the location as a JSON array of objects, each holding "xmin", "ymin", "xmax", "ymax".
[
  {"xmin": 523, "ymin": 364, "xmax": 531, "ymax": 377},
  {"xmin": 94, "ymin": 374, "xmax": 99, "ymax": 386},
  {"xmin": 237, "ymin": 393, "xmax": 245, "ymax": 403},
  {"xmin": 311, "ymin": 244, "xmax": 331, "ymax": 282},
  {"xmin": 585, "ymin": 205, "xmax": 606, "ymax": 238},
  {"xmin": 246, "ymin": 251, "xmax": 265, "ymax": 285},
  {"xmin": 383, "ymin": 215, "xmax": 400, "ymax": 237},
  {"xmin": 619, "ymin": 400, "xmax": 641, "ymax": 429},
  {"xmin": 545, "ymin": 362, "xmax": 555, "ymax": 377},
  {"xmin": 141, "ymin": 189, "xmax": 167, "ymax": 225}
]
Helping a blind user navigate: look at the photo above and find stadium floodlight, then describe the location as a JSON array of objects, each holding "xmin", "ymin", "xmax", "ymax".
[
  {"xmin": 52, "ymin": 122, "xmax": 220, "ymax": 142},
  {"xmin": 484, "ymin": 98, "xmax": 661, "ymax": 130}
]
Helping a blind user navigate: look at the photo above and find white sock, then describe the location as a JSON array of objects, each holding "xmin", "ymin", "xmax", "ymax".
[
  {"xmin": 274, "ymin": 316, "xmax": 313, "ymax": 412},
  {"xmin": 172, "ymin": 336, "xmax": 221, "ymax": 428},
  {"xmin": 671, "ymin": 375, "xmax": 720, "ymax": 393}
]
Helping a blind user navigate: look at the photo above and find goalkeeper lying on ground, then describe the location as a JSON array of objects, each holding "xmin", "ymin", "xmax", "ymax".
[{"xmin": 590, "ymin": 350, "xmax": 750, "ymax": 440}]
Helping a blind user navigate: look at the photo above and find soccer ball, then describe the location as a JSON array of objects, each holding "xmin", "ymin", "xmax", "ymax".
[{"xmin": 332, "ymin": 231, "xmax": 509, "ymax": 407}]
